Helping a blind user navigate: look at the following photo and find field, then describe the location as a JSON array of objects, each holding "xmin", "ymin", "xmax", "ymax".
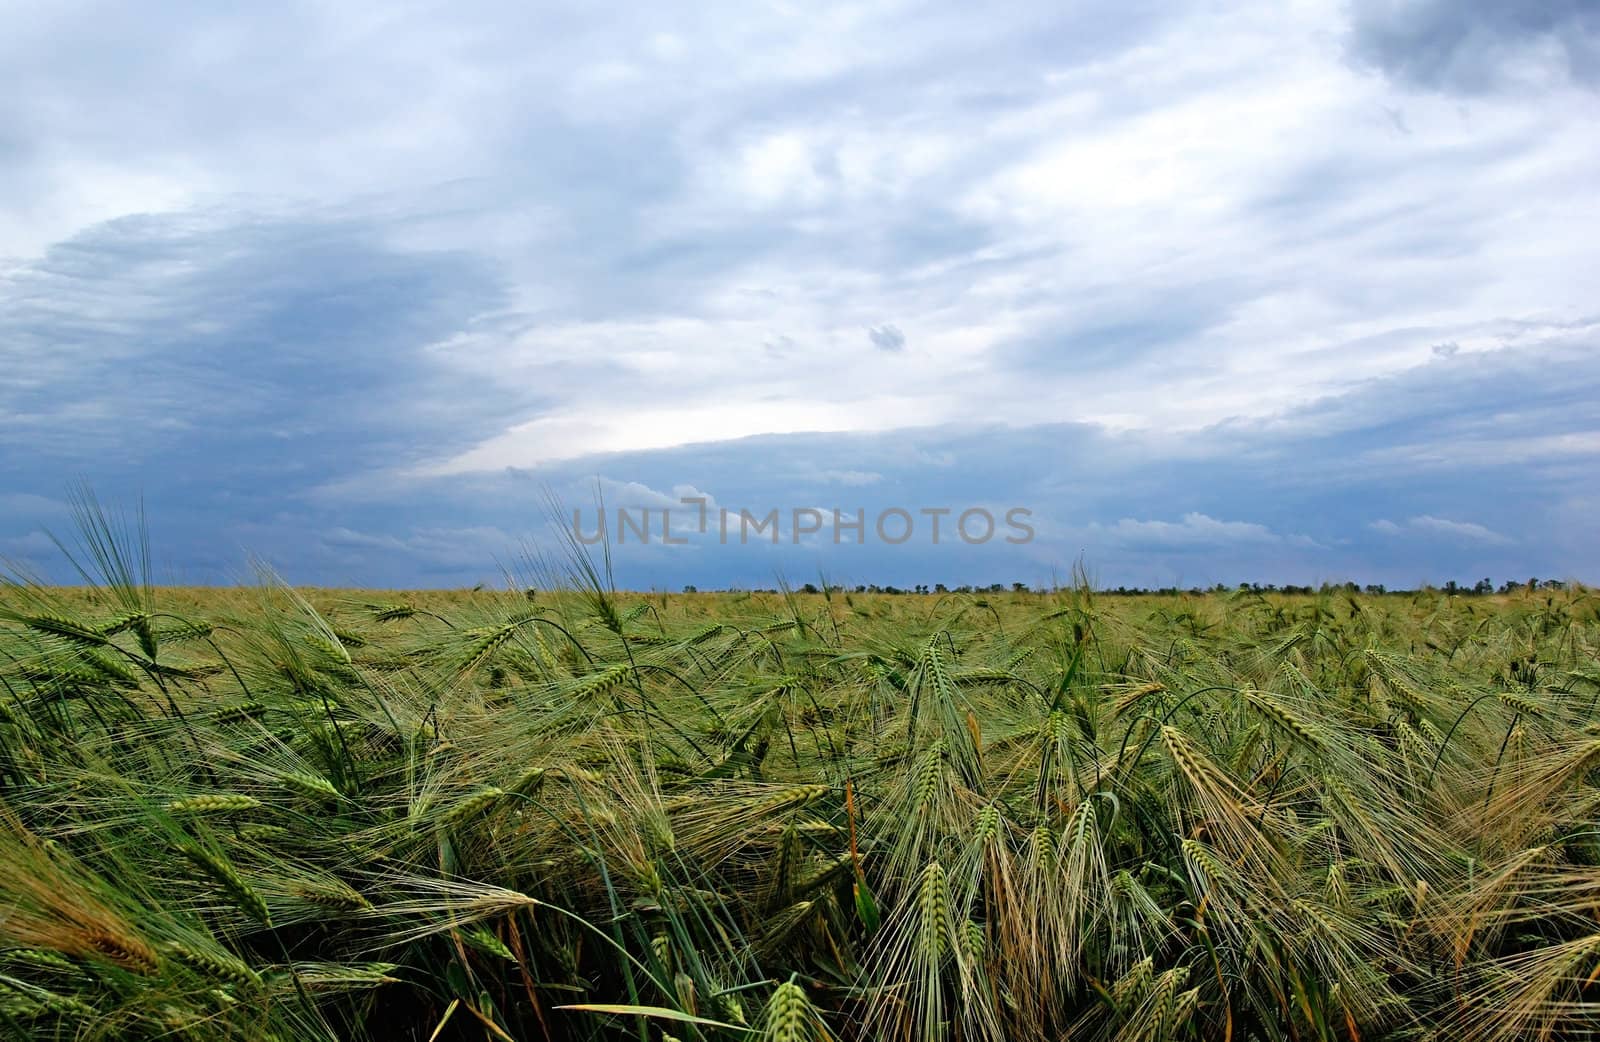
[{"xmin": 3, "ymin": 544, "xmax": 1600, "ymax": 1039}]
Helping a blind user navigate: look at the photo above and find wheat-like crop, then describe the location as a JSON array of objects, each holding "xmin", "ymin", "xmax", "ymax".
[{"xmin": 3, "ymin": 523, "xmax": 1598, "ymax": 1040}]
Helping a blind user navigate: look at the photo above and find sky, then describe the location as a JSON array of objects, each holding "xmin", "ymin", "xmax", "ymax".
[{"xmin": 2, "ymin": 0, "xmax": 1597, "ymax": 591}]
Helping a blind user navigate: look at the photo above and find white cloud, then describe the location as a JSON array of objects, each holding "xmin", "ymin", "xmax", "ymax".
[
  {"xmin": 1369, "ymin": 515, "xmax": 1513, "ymax": 545},
  {"xmin": 1, "ymin": 530, "xmax": 55, "ymax": 556},
  {"xmin": 1098, "ymin": 512, "xmax": 1284, "ymax": 547},
  {"xmin": 815, "ymin": 469, "xmax": 883, "ymax": 487},
  {"xmin": 1408, "ymin": 515, "xmax": 1513, "ymax": 545},
  {"xmin": 728, "ymin": 131, "xmax": 829, "ymax": 208},
  {"xmin": 591, "ymin": 479, "xmax": 681, "ymax": 511},
  {"xmin": 0, "ymin": 493, "xmax": 66, "ymax": 517},
  {"xmin": 419, "ymin": 395, "xmax": 942, "ymax": 473},
  {"xmin": 588, "ymin": 478, "xmax": 719, "ymax": 512}
]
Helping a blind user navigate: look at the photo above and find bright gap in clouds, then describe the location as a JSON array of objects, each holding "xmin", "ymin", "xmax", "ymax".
[{"xmin": 422, "ymin": 396, "xmax": 944, "ymax": 473}]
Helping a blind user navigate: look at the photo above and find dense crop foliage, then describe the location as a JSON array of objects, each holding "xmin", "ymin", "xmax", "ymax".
[{"xmin": 2, "ymin": 535, "xmax": 1599, "ymax": 1039}]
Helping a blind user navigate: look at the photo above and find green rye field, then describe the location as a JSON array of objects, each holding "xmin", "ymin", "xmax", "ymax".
[{"xmin": 3, "ymin": 540, "xmax": 1599, "ymax": 1040}]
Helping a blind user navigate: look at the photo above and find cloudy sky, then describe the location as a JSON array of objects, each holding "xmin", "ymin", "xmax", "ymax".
[{"xmin": 2, "ymin": 0, "xmax": 1597, "ymax": 590}]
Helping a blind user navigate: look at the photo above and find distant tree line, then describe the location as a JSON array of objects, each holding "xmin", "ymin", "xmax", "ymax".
[{"xmin": 678, "ymin": 578, "xmax": 1574, "ymax": 596}]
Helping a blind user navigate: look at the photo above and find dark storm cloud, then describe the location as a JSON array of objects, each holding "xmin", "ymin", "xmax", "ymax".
[
  {"xmin": 868, "ymin": 324, "xmax": 907, "ymax": 352},
  {"xmin": 0, "ymin": 210, "xmax": 537, "ymax": 581},
  {"xmin": 1347, "ymin": 0, "xmax": 1600, "ymax": 92},
  {"xmin": 996, "ymin": 282, "xmax": 1242, "ymax": 374},
  {"xmin": 0, "ymin": 211, "xmax": 523, "ymax": 468}
]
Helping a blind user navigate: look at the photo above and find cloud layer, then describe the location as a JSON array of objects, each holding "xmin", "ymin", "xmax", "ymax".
[{"xmin": 1, "ymin": 1, "xmax": 1596, "ymax": 588}]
